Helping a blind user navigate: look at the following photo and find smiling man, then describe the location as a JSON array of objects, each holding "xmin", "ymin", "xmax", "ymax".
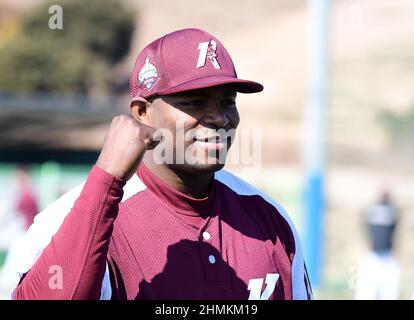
[{"xmin": 11, "ymin": 28, "xmax": 312, "ymax": 300}]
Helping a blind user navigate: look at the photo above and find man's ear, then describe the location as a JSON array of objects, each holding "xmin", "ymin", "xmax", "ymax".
[{"xmin": 130, "ymin": 97, "xmax": 151, "ymax": 124}]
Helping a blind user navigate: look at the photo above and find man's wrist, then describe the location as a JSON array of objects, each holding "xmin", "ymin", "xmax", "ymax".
[{"xmin": 91, "ymin": 164, "xmax": 128, "ymax": 185}]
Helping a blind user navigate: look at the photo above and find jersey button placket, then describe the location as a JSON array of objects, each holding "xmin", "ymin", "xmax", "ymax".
[
  {"xmin": 201, "ymin": 231, "xmax": 216, "ymax": 266},
  {"xmin": 199, "ymin": 217, "xmax": 226, "ymax": 283}
]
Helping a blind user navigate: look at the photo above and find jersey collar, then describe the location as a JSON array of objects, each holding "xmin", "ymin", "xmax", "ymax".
[{"xmin": 136, "ymin": 162, "xmax": 216, "ymax": 217}]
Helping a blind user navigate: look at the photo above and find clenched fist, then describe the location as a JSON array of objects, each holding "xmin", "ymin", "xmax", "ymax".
[{"xmin": 96, "ymin": 115, "xmax": 161, "ymax": 181}]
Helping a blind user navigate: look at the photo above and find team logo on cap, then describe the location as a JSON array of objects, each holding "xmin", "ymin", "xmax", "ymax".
[
  {"xmin": 139, "ymin": 57, "xmax": 159, "ymax": 90},
  {"xmin": 196, "ymin": 40, "xmax": 221, "ymax": 69}
]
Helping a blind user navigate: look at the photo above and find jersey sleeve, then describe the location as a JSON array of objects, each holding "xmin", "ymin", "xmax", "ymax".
[
  {"xmin": 267, "ymin": 201, "xmax": 313, "ymax": 300},
  {"xmin": 11, "ymin": 165, "xmax": 125, "ymax": 300}
]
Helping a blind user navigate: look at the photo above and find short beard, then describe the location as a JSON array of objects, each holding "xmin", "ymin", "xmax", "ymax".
[{"xmin": 167, "ymin": 162, "xmax": 225, "ymax": 176}]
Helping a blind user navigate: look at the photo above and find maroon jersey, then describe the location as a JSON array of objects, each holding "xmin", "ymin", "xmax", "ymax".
[{"xmin": 11, "ymin": 164, "xmax": 312, "ymax": 300}]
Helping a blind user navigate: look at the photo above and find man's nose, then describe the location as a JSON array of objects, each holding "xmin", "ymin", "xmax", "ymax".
[{"xmin": 202, "ymin": 103, "xmax": 229, "ymax": 129}]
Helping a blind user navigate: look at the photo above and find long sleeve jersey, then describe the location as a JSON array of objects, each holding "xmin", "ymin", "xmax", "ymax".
[{"xmin": 11, "ymin": 163, "xmax": 312, "ymax": 300}]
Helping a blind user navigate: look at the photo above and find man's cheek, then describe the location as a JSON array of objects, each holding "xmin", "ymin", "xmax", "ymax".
[{"xmin": 228, "ymin": 111, "xmax": 240, "ymax": 129}]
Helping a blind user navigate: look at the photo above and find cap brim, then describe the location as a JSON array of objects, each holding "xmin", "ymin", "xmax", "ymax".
[{"xmin": 152, "ymin": 75, "xmax": 264, "ymax": 97}]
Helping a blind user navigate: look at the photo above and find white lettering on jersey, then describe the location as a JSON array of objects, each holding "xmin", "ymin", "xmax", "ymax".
[
  {"xmin": 247, "ymin": 273, "xmax": 280, "ymax": 300},
  {"xmin": 196, "ymin": 40, "xmax": 221, "ymax": 69}
]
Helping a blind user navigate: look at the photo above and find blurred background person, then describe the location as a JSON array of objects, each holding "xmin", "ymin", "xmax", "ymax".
[
  {"xmin": 355, "ymin": 189, "xmax": 400, "ymax": 300},
  {"xmin": 14, "ymin": 165, "xmax": 38, "ymax": 231},
  {"xmin": 0, "ymin": 165, "xmax": 39, "ymax": 297},
  {"xmin": 0, "ymin": 165, "xmax": 38, "ymax": 249}
]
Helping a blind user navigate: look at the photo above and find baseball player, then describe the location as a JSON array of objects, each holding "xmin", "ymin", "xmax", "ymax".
[{"xmin": 11, "ymin": 28, "xmax": 312, "ymax": 300}]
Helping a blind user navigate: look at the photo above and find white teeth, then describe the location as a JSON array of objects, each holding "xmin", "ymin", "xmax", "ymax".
[
  {"xmin": 192, "ymin": 135, "xmax": 226, "ymax": 144},
  {"xmin": 195, "ymin": 137, "xmax": 219, "ymax": 143}
]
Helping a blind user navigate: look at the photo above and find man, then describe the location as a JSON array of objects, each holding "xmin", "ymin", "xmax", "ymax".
[
  {"xmin": 11, "ymin": 28, "xmax": 312, "ymax": 300},
  {"xmin": 14, "ymin": 165, "xmax": 39, "ymax": 231},
  {"xmin": 0, "ymin": 165, "xmax": 38, "ymax": 294},
  {"xmin": 355, "ymin": 190, "xmax": 400, "ymax": 300}
]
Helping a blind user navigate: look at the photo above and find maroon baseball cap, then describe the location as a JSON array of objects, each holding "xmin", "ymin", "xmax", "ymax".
[{"xmin": 129, "ymin": 28, "xmax": 263, "ymax": 100}]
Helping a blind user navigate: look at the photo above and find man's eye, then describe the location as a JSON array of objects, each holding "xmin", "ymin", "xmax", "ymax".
[
  {"xmin": 222, "ymin": 100, "xmax": 236, "ymax": 108},
  {"xmin": 181, "ymin": 100, "xmax": 204, "ymax": 107}
]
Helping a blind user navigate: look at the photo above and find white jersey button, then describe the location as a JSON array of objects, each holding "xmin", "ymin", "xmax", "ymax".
[
  {"xmin": 202, "ymin": 231, "xmax": 211, "ymax": 240},
  {"xmin": 208, "ymin": 255, "xmax": 216, "ymax": 264}
]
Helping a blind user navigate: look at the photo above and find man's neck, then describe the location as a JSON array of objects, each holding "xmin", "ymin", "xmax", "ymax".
[{"xmin": 143, "ymin": 154, "xmax": 214, "ymax": 199}]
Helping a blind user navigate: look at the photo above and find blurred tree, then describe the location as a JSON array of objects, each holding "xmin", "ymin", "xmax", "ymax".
[
  {"xmin": 379, "ymin": 108, "xmax": 414, "ymax": 150},
  {"xmin": 0, "ymin": 0, "xmax": 135, "ymax": 94},
  {"xmin": 0, "ymin": 36, "xmax": 90, "ymax": 92}
]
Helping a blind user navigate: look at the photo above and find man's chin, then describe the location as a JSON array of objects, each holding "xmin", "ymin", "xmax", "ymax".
[{"xmin": 169, "ymin": 161, "xmax": 225, "ymax": 175}]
